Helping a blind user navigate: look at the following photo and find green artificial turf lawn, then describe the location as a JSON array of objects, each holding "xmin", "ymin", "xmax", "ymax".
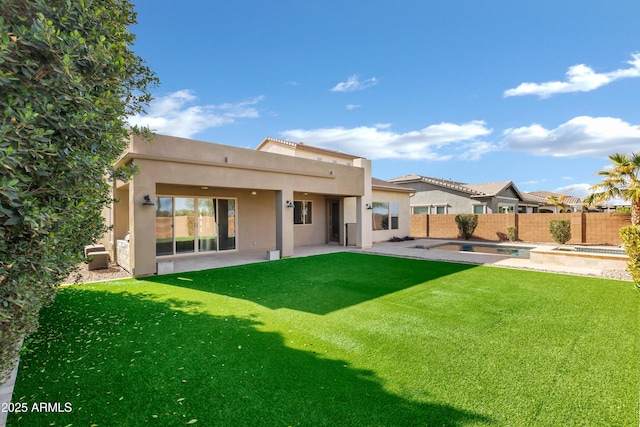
[{"xmin": 8, "ymin": 253, "xmax": 640, "ymax": 426}]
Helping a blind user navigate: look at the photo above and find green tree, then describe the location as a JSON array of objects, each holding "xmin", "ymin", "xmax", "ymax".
[
  {"xmin": 584, "ymin": 152, "xmax": 640, "ymax": 225},
  {"xmin": 620, "ymin": 226, "xmax": 640, "ymax": 289},
  {"xmin": 454, "ymin": 214, "xmax": 478, "ymax": 240},
  {"xmin": 0, "ymin": 0, "xmax": 157, "ymax": 380},
  {"xmin": 548, "ymin": 219, "xmax": 571, "ymax": 245}
]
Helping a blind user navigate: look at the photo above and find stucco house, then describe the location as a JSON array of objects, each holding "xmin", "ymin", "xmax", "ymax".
[
  {"xmin": 387, "ymin": 174, "xmax": 539, "ymax": 215},
  {"xmin": 104, "ymin": 134, "xmax": 412, "ymax": 277},
  {"xmin": 523, "ymin": 191, "xmax": 584, "ymax": 213}
]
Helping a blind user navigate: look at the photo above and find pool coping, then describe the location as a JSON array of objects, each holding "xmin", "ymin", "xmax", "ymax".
[{"xmin": 361, "ymin": 239, "xmax": 630, "ymax": 280}]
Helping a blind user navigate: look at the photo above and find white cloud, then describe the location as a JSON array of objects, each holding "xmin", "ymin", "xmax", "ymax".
[
  {"xmin": 346, "ymin": 104, "xmax": 361, "ymax": 110},
  {"xmin": 331, "ymin": 75, "xmax": 378, "ymax": 92},
  {"xmin": 458, "ymin": 141, "xmax": 498, "ymax": 161},
  {"xmin": 502, "ymin": 116, "xmax": 640, "ymax": 157},
  {"xmin": 553, "ymin": 183, "xmax": 592, "ymax": 198},
  {"xmin": 553, "ymin": 183, "xmax": 628, "ymax": 205},
  {"xmin": 520, "ymin": 179, "xmax": 546, "ymax": 186},
  {"xmin": 280, "ymin": 121, "xmax": 493, "ymax": 160},
  {"xmin": 129, "ymin": 90, "xmax": 264, "ymax": 138},
  {"xmin": 504, "ymin": 53, "xmax": 640, "ymax": 98}
]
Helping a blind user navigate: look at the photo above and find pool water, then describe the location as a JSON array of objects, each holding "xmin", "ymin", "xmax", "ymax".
[{"xmin": 418, "ymin": 243, "xmax": 534, "ymax": 258}]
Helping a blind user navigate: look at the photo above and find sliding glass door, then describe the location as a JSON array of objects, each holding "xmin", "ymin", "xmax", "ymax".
[
  {"xmin": 198, "ymin": 199, "xmax": 216, "ymax": 252},
  {"xmin": 155, "ymin": 196, "xmax": 236, "ymax": 256},
  {"xmin": 217, "ymin": 199, "xmax": 235, "ymax": 251},
  {"xmin": 175, "ymin": 197, "xmax": 195, "ymax": 254},
  {"xmin": 155, "ymin": 197, "xmax": 174, "ymax": 256}
]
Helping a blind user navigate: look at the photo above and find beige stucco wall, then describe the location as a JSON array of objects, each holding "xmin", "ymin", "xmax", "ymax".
[
  {"xmin": 371, "ymin": 188, "xmax": 412, "ymax": 242},
  {"xmin": 292, "ymin": 193, "xmax": 328, "ymax": 247},
  {"xmin": 116, "ymin": 134, "xmax": 376, "ymax": 277},
  {"xmin": 153, "ymin": 185, "xmax": 278, "ymax": 251},
  {"xmin": 259, "ymin": 139, "xmax": 356, "ymax": 166},
  {"xmin": 124, "ymin": 135, "xmax": 365, "ymax": 196}
]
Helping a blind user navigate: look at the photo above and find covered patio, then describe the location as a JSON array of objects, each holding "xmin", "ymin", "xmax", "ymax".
[{"xmin": 107, "ymin": 134, "xmax": 374, "ymax": 277}]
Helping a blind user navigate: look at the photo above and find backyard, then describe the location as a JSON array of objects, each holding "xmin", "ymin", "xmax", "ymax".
[{"xmin": 7, "ymin": 252, "xmax": 640, "ymax": 426}]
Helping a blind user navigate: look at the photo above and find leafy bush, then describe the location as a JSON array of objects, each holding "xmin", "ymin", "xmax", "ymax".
[
  {"xmin": 548, "ymin": 219, "xmax": 571, "ymax": 245},
  {"xmin": 620, "ymin": 226, "xmax": 640, "ymax": 289},
  {"xmin": 0, "ymin": 0, "xmax": 156, "ymax": 382},
  {"xmin": 455, "ymin": 214, "xmax": 478, "ymax": 240},
  {"xmin": 506, "ymin": 226, "xmax": 517, "ymax": 242}
]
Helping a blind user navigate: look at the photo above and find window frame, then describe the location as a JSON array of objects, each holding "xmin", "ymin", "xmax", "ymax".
[
  {"xmin": 498, "ymin": 204, "xmax": 515, "ymax": 214},
  {"xmin": 293, "ymin": 200, "xmax": 313, "ymax": 225},
  {"xmin": 472, "ymin": 204, "xmax": 486, "ymax": 214},
  {"xmin": 155, "ymin": 195, "xmax": 237, "ymax": 256},
  {"xmin": 372, "ymin": 201, "xmax": 399, "ymax": 230}
]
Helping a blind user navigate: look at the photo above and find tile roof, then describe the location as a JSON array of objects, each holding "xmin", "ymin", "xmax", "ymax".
[
  {"xmin": 388, "ymin": 174, "xmax": 476, "ymax": 194},
  {"xmin": 525, "ymin": 191, "xmax": 583, "ymax": 205},
  {"xmin": 372, "ymin": 177, "xmax": 414, "ymax": 192},
  {"xmin": 388, "ymin": 174, "xmax": 521, "ymax": 198}
]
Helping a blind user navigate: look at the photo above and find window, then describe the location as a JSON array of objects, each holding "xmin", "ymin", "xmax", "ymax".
[
  {"xmin": 155, "ymin": 196, "xmax": 236, "ymax": 256},
  {"xmin": 473, "ymin": 205, "xmax": 485, "ymax": 214},
  {"xmin": 372, "ymin": 202, "xmax": 399, "ymax": 230},
  {"xmin": 499, "ymin": 205, "xmax": 515, "ymax": 213},
  {"xmin": 372, "ymin": 202, "xmax": 388, "ymax": 230},
  {"xmin": 435, "ymin": 205, "xmax": 447, "ymax": 214},
  {"xmin": 294, "ymin": 201, "xmax": 312, "ymax": 224},
  {"xmin": 413, "ymin": 206, "xmax": 430, "ymax": 214}
]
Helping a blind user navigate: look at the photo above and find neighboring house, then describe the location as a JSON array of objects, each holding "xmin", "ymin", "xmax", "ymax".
[
  {"xmin": 105, "ymin": 134, "xmax": 412, "ymax": 277},
  {"xmin": 388, "ymin": 174, "xmax": 539, "ymax": 214},
  {"xmin": 523, "ymin": 191, "xmax": 584, "ymax": 213}
]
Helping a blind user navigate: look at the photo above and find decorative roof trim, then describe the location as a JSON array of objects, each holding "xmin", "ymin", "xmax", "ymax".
[{"xmin": 256, "ymin": 137, "xmax": 361, "ymax": 159}]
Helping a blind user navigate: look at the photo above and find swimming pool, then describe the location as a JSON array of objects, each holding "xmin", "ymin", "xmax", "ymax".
[{"xmin": 416, "ymin": 242, "xmax": 535, "ymax": 258}]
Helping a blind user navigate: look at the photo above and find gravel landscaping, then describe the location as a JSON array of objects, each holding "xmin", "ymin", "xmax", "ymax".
[{"xmin": 64, "ymin": 262, "xmax": 131, "ymax": 284}]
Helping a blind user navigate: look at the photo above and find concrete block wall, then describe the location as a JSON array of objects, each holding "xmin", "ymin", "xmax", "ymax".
[
  {"xmin": 410, "ymin": 214, "xmax": 428, "ymax": 238},
  {"xmin": 517, "ymin": 213, "xmax": 583, "ymax": 244},
  {"xmin": 411, "ymin": 212, "xmax": 631, "ymax": 245},
  {"xmin": 425, "ymin": 214, "xmax": 459, "ymax": 238},
  {"xmin": 474, "ymin": 213, "xmax": 515, "ymax": 241},
  {"xmin": 583, "ymin": 212, "xmax": 632, "ymax": 245}
]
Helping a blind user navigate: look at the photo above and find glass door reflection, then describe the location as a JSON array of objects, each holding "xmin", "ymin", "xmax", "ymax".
[
  {"xmin": 174, "ymin": 197, "xmax": 195, "ymax": 254},
  {"xmin": 155, "ymin": 197, "xmax": 174, "ymax": 256},
  {"xmin": 198, "ymin": 199, "xmax": 217, "ymax": 252}
]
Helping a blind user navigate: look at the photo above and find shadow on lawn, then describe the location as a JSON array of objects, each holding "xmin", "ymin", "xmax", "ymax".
[
  {"xmin": 145, "ymin": 252, "xmax": 478, "ymax": 315},
  {"xmin": 11, "ymin": 286, "xmax": 492, "ymax": 427}
]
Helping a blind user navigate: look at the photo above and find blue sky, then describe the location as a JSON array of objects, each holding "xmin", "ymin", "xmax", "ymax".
[{"xmin": 129, "ymin": 1, "xmax": 640, "ymax": 198}]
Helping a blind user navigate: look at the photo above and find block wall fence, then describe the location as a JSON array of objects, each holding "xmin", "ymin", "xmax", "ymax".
[{"xmin": 410, "ymin": 212, "xmax": 631, "ymax": 245}]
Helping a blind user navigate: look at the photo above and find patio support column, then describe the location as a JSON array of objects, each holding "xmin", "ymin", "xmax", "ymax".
[
  {"xmin": 129, "ymin": 159, "xmax": 156, "ymax": 277},
  {"xmin": 276, "ymin": 189, "xmax": 294, "ymax": 257},
  {"xmin": 354, "ymin": 158, "xmax": 373, "ymax": 249}
]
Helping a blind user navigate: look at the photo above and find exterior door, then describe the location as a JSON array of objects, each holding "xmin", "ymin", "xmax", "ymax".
[{"xmin": 328, "ymin": 200, "xmax": 340, "ymax": 243}]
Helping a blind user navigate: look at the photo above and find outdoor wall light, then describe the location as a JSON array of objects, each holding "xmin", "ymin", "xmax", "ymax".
[
  {"xmin": 366, "ymin": 203, "xmax": 373, "ymax": 210},
  {"xmin": 142, "ymin": 194, "xmax": 155, "ymax": 206},
  {"xmin": 286, "ymin": 200, "xmax": 295, "ymax": 208}
]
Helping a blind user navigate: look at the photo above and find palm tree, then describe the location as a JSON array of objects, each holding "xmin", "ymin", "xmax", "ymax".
[
  {"xmin": 584, "ymin": 152, "xmax": 640, "ymax": 225},
  {"xmin": 545, "ymin": 194, "xmax": 569, "ymax": 213}
]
